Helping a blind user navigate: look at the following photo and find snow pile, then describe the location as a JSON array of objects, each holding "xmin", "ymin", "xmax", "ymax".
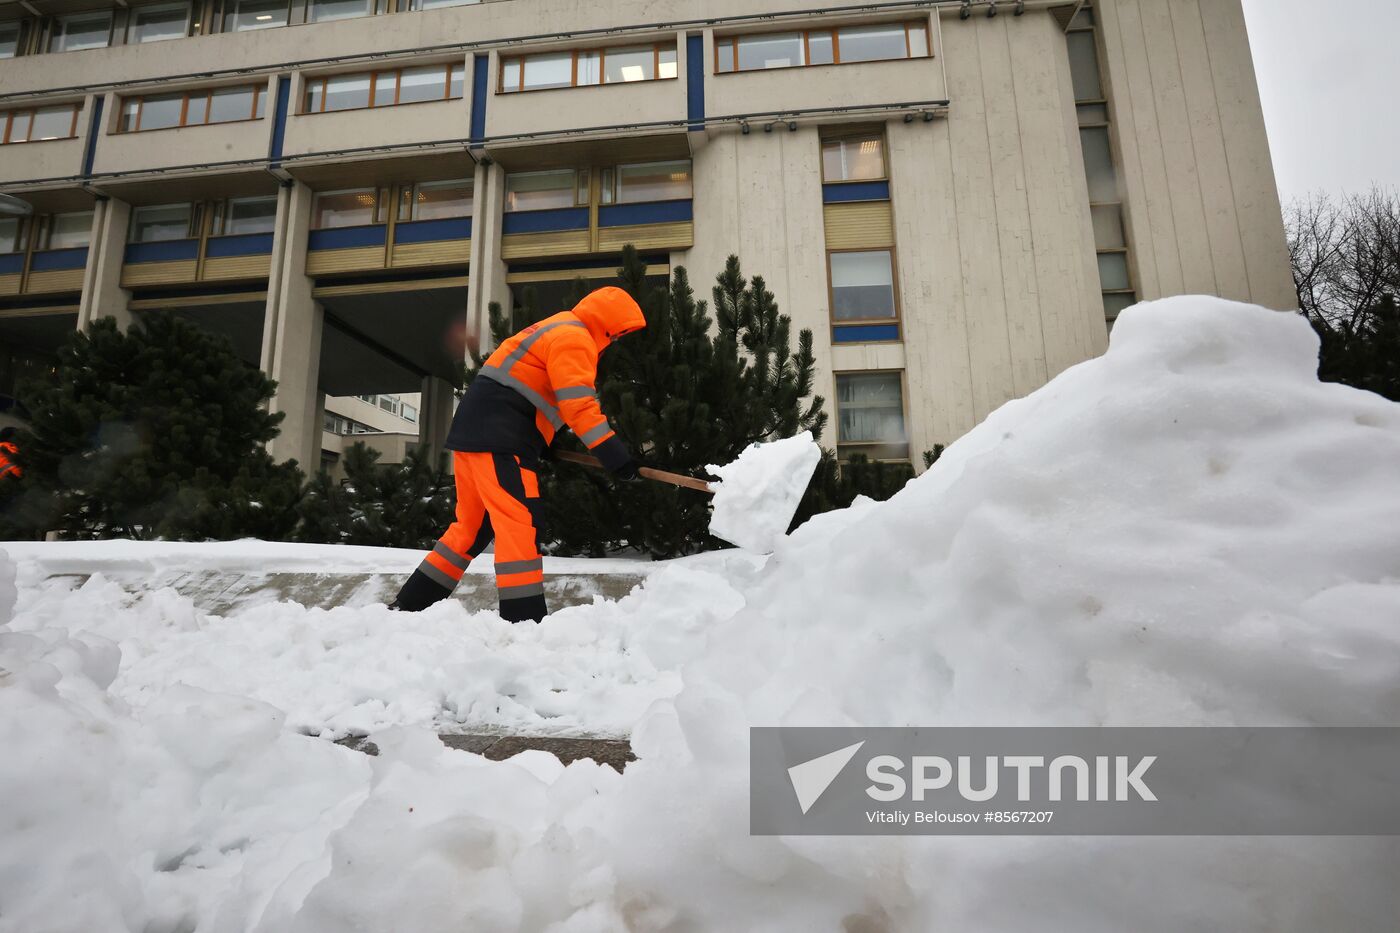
[
  {"xmin": 4, "ymin": 552, "xmax": 751, "ymax": 738},
  {"xmin": 3, "ymin": 296, "xmax": 1400, "ymax": 931},
  {"xmin": 707, "ymin": 431, "xmax": 821, "ymax": 552}
]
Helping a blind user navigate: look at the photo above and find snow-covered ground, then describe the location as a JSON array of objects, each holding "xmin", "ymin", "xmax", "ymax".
[
  {"xmin": 3, "ymin": 296, "xmax": 1399, "ymax": 932},
  {"xmin": 0, "ymin": 538, "xmax": 665, "ymax": 578}
]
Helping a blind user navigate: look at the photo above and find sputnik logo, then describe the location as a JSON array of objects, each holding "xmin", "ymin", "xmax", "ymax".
[{"xmin": 788, "ymin": 741, "xmax": 865, "ymax": 814}]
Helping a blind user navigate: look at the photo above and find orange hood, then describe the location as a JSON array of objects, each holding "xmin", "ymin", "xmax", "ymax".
[{"xmin": 571, "ymin": 286, "xmax": 646, "ymax": 353}]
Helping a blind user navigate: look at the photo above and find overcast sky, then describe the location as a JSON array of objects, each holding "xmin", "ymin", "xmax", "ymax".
[{"xmin": 1240, "ymin": 0, "xmax": 1400, "ymax": 205}]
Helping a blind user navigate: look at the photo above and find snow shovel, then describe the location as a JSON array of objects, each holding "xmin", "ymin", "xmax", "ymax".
[
  {"xmin": 553, "ymin": 449, "xmax": 714, "ymax": 493},
  {"xmin": 554, "ymin": 433, "xmax": 821, "ymax": 554}
]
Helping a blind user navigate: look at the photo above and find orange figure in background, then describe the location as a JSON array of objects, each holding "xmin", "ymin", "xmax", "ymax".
[{"xmin": 0, "ymin": 427, "xmax": 22, "ymax": 481}]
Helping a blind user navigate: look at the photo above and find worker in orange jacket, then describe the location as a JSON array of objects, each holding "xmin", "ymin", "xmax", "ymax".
[
  {"xmin": 391, "ymin": 286, "xmax": 647, "ymax": 622},
  {"xmin": 0, "ymin": 427, "xmax": 21, "ymax": 482}
]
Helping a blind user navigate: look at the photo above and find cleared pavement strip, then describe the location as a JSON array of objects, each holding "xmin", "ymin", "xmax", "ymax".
[{"xmin": 335, "ymin": 733, "xmax": 636, "ymax": 772}]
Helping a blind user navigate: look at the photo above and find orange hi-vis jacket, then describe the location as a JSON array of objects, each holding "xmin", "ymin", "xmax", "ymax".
[
  {"xmin": 0, "ymin": 440, "xmax": 20, "ymax": 480},
  {"xmin": 446, "ymin": 286, "xmax": 645, "ymax": 467}
]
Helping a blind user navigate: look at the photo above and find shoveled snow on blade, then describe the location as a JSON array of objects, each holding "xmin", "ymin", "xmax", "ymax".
[{"xmin": 707, "ymin": 432, "xmax": 821, "ymax": 552}]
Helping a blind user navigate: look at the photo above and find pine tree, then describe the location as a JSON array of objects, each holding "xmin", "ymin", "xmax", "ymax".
[
  {"xmin": 1313, "ymin": 294, "xmax": 1400, "ymax": 403},
  {"xmin": 0, "ymin": 315, "xmax": 302, "ymax": 540},
  {"xmin": 294, "ymin": 442, "xmax": 455, "ymax": 549}
]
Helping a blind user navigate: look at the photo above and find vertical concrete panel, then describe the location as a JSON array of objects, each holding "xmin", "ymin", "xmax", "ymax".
[
  {"xmin": 1009, "ymin": 13, "xmax": 1104, "ymax": 376},
  {"xmin": 776, "ymin": 126, "xmax": 837, "ymax": 443},
  {"xmin": 1092, "ymin": 0, "xmax": 1157, "ymax": 300},
  {"xmin": 265, "ymin": 181, "xmax": 324, "ymax": 470},
  {"xmin": 942, "ymin": 15, "xmax": 1016, "ymax": 421},
  {"xmin": 471, "ymin": 161, "xmax": 509, "ymax": 344},
  {"xmin": 1167, "ymin": 0, "xmax": 1251, "ymax": 302},
  {"xmin": 1137, "ymin": 0, "xmax": 1217, "ymax": 295},
  {"xmin": 978, "ymin": 16, "xmax": 1048, "ymax": 397},
  {"xmin": 78, "ymin": 198, "xmax": 133, "ymax": 331},
  {"xmin": 678, "ymin": 131, "xmax": 741, "ymax": 285},
  {"xmin": 888, "ymin": 117, "xmax": 976, "ymax": 454},
  {"xmin": 733, "ymin": 132, "xmax": 793, "ymax": 289},
  {"xmin": 1198, "ymin": 0, "xmax": 1296, "ymax": 310},
  {"xmin": 1104, "ymin": 0, "xmax": 1186, "ymax": 296},
  {"xmin": 1050, "ymin": 14, "xmax": 1111, "ymax": 359}
]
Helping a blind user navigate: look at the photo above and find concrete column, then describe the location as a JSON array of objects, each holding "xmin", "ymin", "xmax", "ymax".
[
  {"xmin": 467, "ymin": 160, "xmax": 510, "ymax": 347},
  {"xmin": 262, "ymin": 180, "xmax": 324, "ymax": 470},
  {"xmin": 77, "ymin": 198, "xmax": 133, "ymax": 331},
  {"xmin": 417, "ymin": 375, "xmax": 456, "ymax": 474}
]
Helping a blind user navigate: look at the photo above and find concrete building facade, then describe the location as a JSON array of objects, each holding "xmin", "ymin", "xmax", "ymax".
[{"xmin": 0, "ymin": 0, "xmax": 1294, "ymax": 470}]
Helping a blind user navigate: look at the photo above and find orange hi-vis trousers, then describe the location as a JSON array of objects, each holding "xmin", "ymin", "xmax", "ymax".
[{"xmin": 415, "ymin": 450, "xmax": 546, "ymax": 622}]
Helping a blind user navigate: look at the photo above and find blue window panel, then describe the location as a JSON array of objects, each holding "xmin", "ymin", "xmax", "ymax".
[
  {"xmin": 508, "ymin": 254, "xmax": 667, "ymax": 275},
  {"xmin": 686, "ymin": 34, "xmax": 704, "ymax": 131},
  {"xmin": 501, "ymin": 207, "xmax": 590, "ymax": 235},
  {"xmin": 822, "ymin": 181, "xmax": 891, "ymax": 203},
  {"xmin": 205, "ymin": 233, "xmax": 275, "ymax": 258},
  {"xmin": 82, "ymin": 97, "xmax": 105, "ymax": 178},
  {"xmin": 394, "ymin": 217, "xmax": 472, "ymax": 244},
  {"xmin": 598, "ymin": 200, "xmax": 693, "ymax": 228},
  {"xmin": 30, "ymin": 247, "xmax": 89, "ymax": 271},
  {"xmin": 124, "ymin": 240, "xmax": 199, "ymax": 263},
  {"xmin": 470, "ymin": 54, "xmax": 488, "ymax": 146},
  {"xmin": 832, "ymin": 323, "xmax": 900, "ymax": 343},
  {"xmin": 0, "ymin": 254, "xmax": 24, "ymax": 274},
  {"xmin": 307, "ymin": 225, "xmax": 388, "ymax": 250},
  {"xmin": 269, "ymin": 76, "xmax": 291, "ymax": 166}
]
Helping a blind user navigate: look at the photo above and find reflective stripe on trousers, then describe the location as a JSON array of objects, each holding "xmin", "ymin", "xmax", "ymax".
[{"xmin": 414, "ymin": 450, "xmax": 546, "ymax": 615}]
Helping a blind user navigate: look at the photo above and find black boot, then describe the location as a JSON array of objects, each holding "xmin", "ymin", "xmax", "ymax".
[
  {"xmin": 390, "ymin": 568, "xmax": 455, "ymax": 612},
  {"xmin": 499, "ymin": 593, "xmax": 547, "ymax": 623}
]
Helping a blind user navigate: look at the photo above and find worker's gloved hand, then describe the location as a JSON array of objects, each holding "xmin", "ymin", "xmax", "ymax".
[
  {"xmin": 592, "ymin": 434, "xmax": 640, "ymax": 483},
  {"xmin": 611, "ymin": 459, "xmax": 642, "ymax": 483}
]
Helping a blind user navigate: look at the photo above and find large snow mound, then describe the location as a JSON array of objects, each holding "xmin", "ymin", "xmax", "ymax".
[{"xmin": 2, "ymin": 296, "xmax": 1399, "ymax": 931}]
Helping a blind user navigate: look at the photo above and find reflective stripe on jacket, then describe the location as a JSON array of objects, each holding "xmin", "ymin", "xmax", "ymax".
[{"xmin": 445, "ymin": 286, "xmax": 645, "ymax": 463}]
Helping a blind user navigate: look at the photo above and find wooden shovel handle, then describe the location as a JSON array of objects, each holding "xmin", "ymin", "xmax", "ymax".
[{"xmin": 554, "ymin": 449, "xmax": 714, "ymax": 494}]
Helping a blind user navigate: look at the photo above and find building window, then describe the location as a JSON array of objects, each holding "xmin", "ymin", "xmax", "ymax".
[
  {"xmin": 303, "ymin": 63, "xmax": 462, "ymax": 113},
  {"xmin": 324, "ymin": 411, "xmax": 379, "ymax": 435},
  {"xmin": 306, "ymin": 0, "xmax": 375, "ymax": 23},
  {"xmin": 312, "ymin": 189, "xmax": 380, "ymax": 228},
  {"xmin": 0, "ymin": 217, "xmax": 23, "ymax": 253},
  {"xmin": 222, "ymin": 0, "xmax": 291, "ymax": 32},
  {"xmin": 40, "ymin": 211, "xmax": 93, "ymax": 250},
  {"xmin": 2, "ymin": 104, "xmax": 81, "ymax": 144},
  {"xmin": 215, "ymin": 196, "xmax": 277, "ymax": 235},
  {"xmin": 600, "ymin": 160, "xmax": 692, "ymax": 205},
  {"xmin": 504, "ymin": 169, "xmax": 581, "ymax": 212},
  {"xmin": 118, "ymin": 85, "xmax": 265, "ymax": 132},
  {"xmin": 49, "ymin": 11, "xmax": 113, "ymax": 52},
  {"xmin": 499, "ymin": 42, "xmax": 677, "ymax": 93},
  {"xmin": 410, "ymin": 0, "xmax": 479, "ymax": 8},
  {"xmin": 716, "ymin": 21, "xmax": 928, "ymax": 73},
  {"xmin": 398, "ymin": 179, "xmax": 473, "ymax": 221},
  {"xmin": 127, "ymin": 2, "xmax": 190, "ymax": 43},
  {"xmin": 835, "ymin": 371, "xmax": 908, "ymax": 461},
  {"xmin": 1066, "ymin": 5, "xmax": 1135, "ymax": 322},
  {"xmin": 130, "ymin": 204, "xmax": 195, "ymax": 243},
  {"xmin": 1, "ymin": 21, "xmax": 25, "ymax": 58},
  {"xmin": 829, "ymin": 250, "xmax": 897, "ymax": 321},
  {"xmin": 821, "ymin": 134, "xmax": 886, "ymax": 182}
]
